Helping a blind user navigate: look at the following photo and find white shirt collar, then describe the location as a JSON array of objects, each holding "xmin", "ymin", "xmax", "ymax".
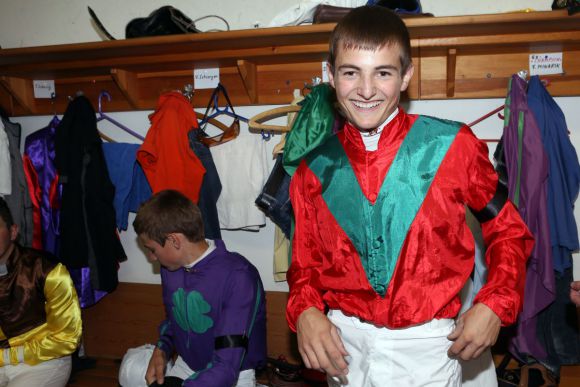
[{"xmin": 184, "ymin": 239, "xmax": 216, "ymax": 269}]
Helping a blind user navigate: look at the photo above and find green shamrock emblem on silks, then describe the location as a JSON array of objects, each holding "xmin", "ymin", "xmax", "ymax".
[{"xmin": 172, "ymin": 289, "xmax": 214, "ymax": 333}]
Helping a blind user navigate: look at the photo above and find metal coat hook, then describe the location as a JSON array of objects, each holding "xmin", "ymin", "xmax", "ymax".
[
  {"xmin": 182, "ymin": 83, "xmax": 194, "ymax": 101},
  {"xmin": 260, "ymin": 129, "xmax": 272, "ymax": 141},
  {"xmin": 49, "ymin": 92, "xmax": 60, "ymax": 122}
]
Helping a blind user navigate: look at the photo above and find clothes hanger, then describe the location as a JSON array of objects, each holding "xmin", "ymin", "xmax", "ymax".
[
  {"xmin": 198, "ymin": 83, "xmax": 248, "ymax": 125},
  {"xmin": 466, "ymin": 105, "xmax": 504, "ymax": 143},
  {"xmin": 170, "ymin": 83, "xmax": 237, "ymax": 146},
  {"xmin": 98, "ymin": 130, "xmax": 116, "ymax": 143},
  {"xmin": 248, "ymin": 105, "xmax": 301, "ymax": 133},
  {"xmin": 196, "ymin": 83, "xmax": 245, "ymax": 146},
  {"xmin": 468, "ymin": 105, "xmax": 505, "ymax": 128},
  {"xmin": 195, "ymin": 112, "xmax": 230, "ymax": 133},
  {"xmin": 177, "ymin": 83, "xmax": 232, "ymax": 132},
  {"xmin": 96, "ymin": 91, "xmax": 144, "ymax": 141},
  {"xmin": 467, "ymin": 70, "xmax": 552, "ymax": 143},
  {"xmin": 197, "ymin": 114, "xmax": 240, "ymax": 147},
  {"xmin": 197, "ymin": 124, "xmax": 239, "ymax": 147},
  {"xmin": 249, "ymin": 87, "xmax": 305, "ymax": 140}
]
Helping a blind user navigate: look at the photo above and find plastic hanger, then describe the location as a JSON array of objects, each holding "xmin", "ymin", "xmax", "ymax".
[
  {"xmin": 177, "ymin": 83, "xmax": 235, "ymax": 133},
  {"xmin": 197, "ymin": 118, "xmax": 240, "ymax": 147},
  {"xmin": 248, "ymin": 105, "xmax": 301, "ymax": 133},
  {"xmin": 196, "ymin": 83, "xmax": 245, "ymax": 146},
  {"xmin": 195, "ymin": 112, "xmax": 230, "ymax": 133},
  {"xmin": 467, "ymin": 73, "xmax": 552, "ymax": 143},
  {"xmin": 198, "ymin": 83, "xmax": 248, "ymax": 125},
  {"xmin": 468, "ymin": 105, "xmax": 505, "ymax": 128},
  {"xmin": 96, "ymin": 91, "xmax": 144, "ymax": 141}
]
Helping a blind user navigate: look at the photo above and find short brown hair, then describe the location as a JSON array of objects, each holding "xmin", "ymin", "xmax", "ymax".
[
  {"xmin": 328, "ymin": 6, "xmax": 412, "ymax": 74},
  {"xmin": 0, "ymin": 197, "xmax": 14, "ymax": 228},
  {"xmin": 133, "ymin": 190, "xmax": 205, "ymax": 245}
]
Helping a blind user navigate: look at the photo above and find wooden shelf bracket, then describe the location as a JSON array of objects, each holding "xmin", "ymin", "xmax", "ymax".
[
  {"xmin": 0, "ymin": 76, "xmax": 35, "ymax": 114},
  {"xmin": 237, "ymin": 59, "xmax": 258, "ymax": 104},
  {"xmin": 446, "ymin": 48, "xmax": 457, "ymax": 98},
  {"xmin": 111, "ymin": 69, "xmax": 140, "ymax": 109}
]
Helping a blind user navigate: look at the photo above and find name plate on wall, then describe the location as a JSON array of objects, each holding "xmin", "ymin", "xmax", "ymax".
[{"xmin": 529, "ymin": 53, "xmax": 563, "ymax": 76}]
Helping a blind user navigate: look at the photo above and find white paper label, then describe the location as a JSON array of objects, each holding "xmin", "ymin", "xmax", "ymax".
[
  {"xmin": 529, "ymin": 53, "xmax": 563, "ymax": 76},
  {"xmin": 193, "ymin": 68, "xmax": 220, "ymax": 89},
  {"xmin": 321, "ymin": 61, "xmax": 329, "ymax": 83},
  {"xmin": 33, "ymin": 80, "xmax": 55, "ymax": 99}
]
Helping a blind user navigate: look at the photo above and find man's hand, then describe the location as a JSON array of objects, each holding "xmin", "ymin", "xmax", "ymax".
[
  {"xmin": 145, "ymin": 347, "xmax": 167, "ymax": 386},
  {"xmin": 296, "ymin": 307, "xmax": 349, "ymax": 377},
  {"xmin": 447, "ymin": 303, "xmax": 501, "ymax": 361},
  {"xmin": 571, "ymin": 281, "xmax": 580, "ymax": 307}
]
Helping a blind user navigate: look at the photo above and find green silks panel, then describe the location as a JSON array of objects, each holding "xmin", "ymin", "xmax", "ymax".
[{"xmin": 306, "ymin": 116, "xmax": 461, "ymax": 296}]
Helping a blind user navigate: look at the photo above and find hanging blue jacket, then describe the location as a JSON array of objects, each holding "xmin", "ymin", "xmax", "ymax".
[{"xmin": 527, "ymin": 76, "xmax": 580, "ymax": 273}]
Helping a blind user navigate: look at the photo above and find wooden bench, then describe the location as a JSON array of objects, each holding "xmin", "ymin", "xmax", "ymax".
[{"xmin": 67, "ymin": 283, "xmax": 300, "ymax": 386}]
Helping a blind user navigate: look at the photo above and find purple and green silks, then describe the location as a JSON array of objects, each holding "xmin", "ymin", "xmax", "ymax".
[{"xmin": 503, "ymin": 75, "xmax": 555, "ymax": 361}]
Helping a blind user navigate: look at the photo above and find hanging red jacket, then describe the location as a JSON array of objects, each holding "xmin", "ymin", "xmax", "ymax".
[{"xmin": 137, "ymin": 92, "xmax": 205, "ymax": 203}]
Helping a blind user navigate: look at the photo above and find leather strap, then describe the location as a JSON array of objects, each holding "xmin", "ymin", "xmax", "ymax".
[
  {"xmin": 214, "ymin": 334, "xmax": 248, "ymax": 350},
  {"xmin": 469, "ymin": 181, "xmax": 508, "ymax": 223}
]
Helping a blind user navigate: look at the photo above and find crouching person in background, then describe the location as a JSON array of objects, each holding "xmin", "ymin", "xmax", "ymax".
[
  {"xmin": 119, "ymin": 190, "xmax": 266, "ymax": 387},
  {"xmin": 0, "ymin": 197, "xmax": 82, "ymax": 387}
]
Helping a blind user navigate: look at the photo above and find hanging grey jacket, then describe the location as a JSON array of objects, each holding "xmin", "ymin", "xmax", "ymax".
[{"xmin": 2, "ymin": 117, "xmax": 33, "ymax": 246}]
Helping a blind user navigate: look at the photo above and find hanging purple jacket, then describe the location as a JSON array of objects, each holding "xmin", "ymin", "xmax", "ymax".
[
  {"xmin": 23, "ymin": 116, "xmax": 61, "ymax": 255},
  {"xmin": 24, "ymin": 116, "xmax": 108, "ymax": 308},
  {"xmin": 503, "ymin": 75, "xmax": 555, "ymax": 361},
  {"xmin": 157, "ymin": 239, "xmax": 266, "ymax": 386}
]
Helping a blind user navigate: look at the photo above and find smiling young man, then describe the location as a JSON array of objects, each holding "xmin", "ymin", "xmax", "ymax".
[
  {"xmin": 286, "ymin": 6, "xmax": 534, "ymax": 386},
  {"xmin": 120, "ymin": 190, "xmax": 266, "ymax": 387}
]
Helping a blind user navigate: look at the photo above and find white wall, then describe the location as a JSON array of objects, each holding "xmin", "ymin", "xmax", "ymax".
[
  {"xmin": 4, "ymin": 1, "xmax": 579, "ymax": 291},
  {"xmin": 0, "ymin": 0, "xmax": 552, "ymax": 48}
]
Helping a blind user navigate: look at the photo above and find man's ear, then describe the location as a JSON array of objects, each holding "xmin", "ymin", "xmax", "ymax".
[
  {"xmin": 166, "ymin": 233, "xmax": 180, "ymax": 249},
  {"xmin": 9, "ymin": 225, "xmax": 18, "ymax": 243},
  {"xmin": 400, "ymin": 62, "xmax": 414, "ymax": 92},
  {"xmin": 327, "ymin": 62, "xmax": 335, "ymax": 88}
]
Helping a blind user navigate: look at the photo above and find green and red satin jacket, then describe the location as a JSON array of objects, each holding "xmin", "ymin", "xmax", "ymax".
[{"xmin": 286, "ymin": 109, "xmax": 534, "ymax": 330}]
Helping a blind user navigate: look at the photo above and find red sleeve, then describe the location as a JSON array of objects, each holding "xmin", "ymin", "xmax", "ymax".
[
  {"xmin": 285, "ymin": 161, "xmax": 326, "ymax": 332},
  {"xmin": 463, "ymin": 128, "xmax": 534, "ymax": 326},
  {"xmin": 22, "ymin": 154, "xmax": 43, "ymax": 249},
  {"xmin": 475, "ymin": 202, "xmax": 534, "ymax": 326}
]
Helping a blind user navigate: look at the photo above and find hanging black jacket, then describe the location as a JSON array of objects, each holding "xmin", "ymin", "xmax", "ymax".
[{"xmin": 55, "ymin": 96, "xmax": 126, "ymax": 292}]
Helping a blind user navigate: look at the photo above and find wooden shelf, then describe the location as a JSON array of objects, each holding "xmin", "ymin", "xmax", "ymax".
[{"xmin": 1, "ymin": 9, "xmax": 579, "ymax": 116}]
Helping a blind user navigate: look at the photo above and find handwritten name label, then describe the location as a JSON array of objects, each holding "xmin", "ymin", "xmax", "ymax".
[
  {"xmin": 194, "ymin": 68, "xmax": 220, "ymax": 89},
  {"xmin": 33, "ymin": 80, "xmax": 55, "ymax": 99},
  {"xmin": 529, "ymin": 53, "xmax": 563, "ymax": 76}
]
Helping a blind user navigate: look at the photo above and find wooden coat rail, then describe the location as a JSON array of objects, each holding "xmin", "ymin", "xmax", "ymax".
[{"xmin": 0, "ymin": 10, "xmax": 579, "ymax": 116}]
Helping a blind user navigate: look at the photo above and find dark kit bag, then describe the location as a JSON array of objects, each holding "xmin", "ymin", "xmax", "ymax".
[
  {"xmin": 125, "ymin": 6, "xmax": 200, "ymax": 38},
  {"xmin": 88, "ymin": 6, "xmax": 202, "ymax": 40}
]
